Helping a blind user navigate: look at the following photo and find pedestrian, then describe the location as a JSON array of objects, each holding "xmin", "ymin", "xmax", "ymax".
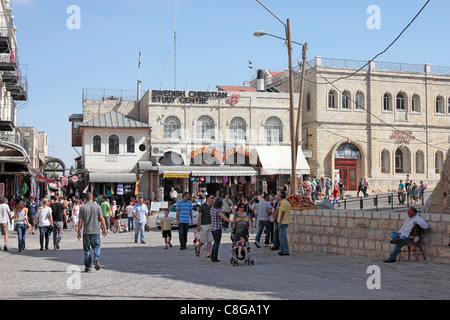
[
  {"xmin": 100, "ymin": 198, "xmax": 111, "ymax": 232},
  {"xmin": 110, "ymin": 200, "xmax": 118, "ymax": 232},
  {"xmin": 357, "ymin": 178, "xmax": 363, "ymax": 197},
  {"xmin": 209, "ymin": 197, "xmax": 233, "ymax": 262},
  {"xmin": 325, "ymin": 179, "xmax": 331, "ymax": 199},
  {"xmin": 363, "ymin": 178, "xmax": 369, "ymax": 197},
  {"xmin": 133, "ymin": 197, "xmax": 149, "ymax": 244},
  {"xmin": 419, "ymin": 180, "xmax": 426, "ymax": 204},
  {"xmin": 277, "ymin": 191, "xmax": 291, "ymax": 256},
  {"xmin": 270, "ymin": 194, "xmax": 281, "ymax": 251},
  {"xmin": 26, "ymin": 196, "xmax": 39, "ymax": 235},
  {"xmin": 339, "ymin": 181, "xmax": 345, "ymax": 200},
  {"xmin": 175, "ymin": 192, "xmax": 193, "ymax": 250},
  {"xmin": 332, "ymin": 188, "xmax": 341, "ymax": 207},
  {"xmin": 113, "ymin": 204, "xmax": 122, "ymax": 232},
  {"xmin": 77, "ymin": 192, "xmax": 107, "ymax": 272},
  {"xmin": 36, "ymin": 198, "xmax": 52, "ymax": 251},
  {"xmin": 160, "ymin": 209, "xmax": 172, "ymax": 249},
  {"xmin": 50, "ymin": 196, "xmax": 66, "ymax": 250},
  {"xmin": 405, "ymin": 174, "xmax": 411, "ymax": 191},
  {"xmin": 14, "ymin": 199, "xmax": 31, "ymax": 252},
  {"xmin": 221, "ymin": 194, "xmax": 233, "ymax": 231},
  {"xmin": 71, "ymin": 199, "xmax": 81, "ymax": 231},
  {"xmin": 397, "ymin": 180, "xmax": 405, "ymax": 204},
  {"xmin": 0, "ymin": 197, "xmax": 11, "ymax": 252},
  {"xmin": 170, "ymin": 187, "xmax": 178, "ymax": 205},
  {"xmin": 125, "ymin": 201, "xmax": 134, "ymax": 232},
  {"xmin": 383, "ymin": 207, "xmax": 428, "ymax": 263},
  {"xmin": 195, "ymin": 195, "xmax": 214, "ymax": 258},
  {"xmin": 254, "ymin": 193, "xmax": 272, "ymax": 248}
]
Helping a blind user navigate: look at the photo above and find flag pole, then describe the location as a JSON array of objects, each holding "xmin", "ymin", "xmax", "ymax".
[{"xmin": 137, "ymin": 48, "xmax": 141, "ymax": 102}]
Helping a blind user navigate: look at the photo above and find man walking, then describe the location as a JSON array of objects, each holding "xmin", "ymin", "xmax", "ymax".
[
  {"xmin": 397, "ymin": 180, "xmax": 405, "ymax": 204},
  {"xmin": 222, "ymin": 194, "xmax": 233, "ymax": 231},
  {"xmin": 195, "ymin": 195, "xmax": 213, "ymax": 258},
  {"xmin": 0, "ymin": 197, "xmax": 11, "ymax": 251},
  {"xmin": 77, "ymin": 193, "xmax": 107, "ymax": 272},
  {"xmin": 100, "ymin": 198, "xmax": 111, "ymax": 232},
  {"xmin": 254, "ymin": 193, "xmax": 272, "ymax": 248},
  {"xmin": 133, "ymin": 197, "xmax": 149, "ymax": 244},
  {"xmin": 50, "ymin": 196, "xmax": 66, "ymax": 250},
  {"xmin": 176, "ymin": 192, "xmax": 193, "ymax": 250}
]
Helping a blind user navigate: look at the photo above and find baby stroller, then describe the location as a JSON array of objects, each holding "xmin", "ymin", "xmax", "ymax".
[{"xmin": 230, "ymin": 219, "xmax": 254, "ymax": 266}]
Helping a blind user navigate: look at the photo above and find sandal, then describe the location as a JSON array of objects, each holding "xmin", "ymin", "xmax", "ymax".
[{"xmin": 195, "ymin": 247, "xmax": 200, "ymax": 257}]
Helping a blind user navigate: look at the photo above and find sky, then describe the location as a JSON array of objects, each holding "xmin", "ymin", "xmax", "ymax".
[{"xmin": 10, "ymin": 0, "xmax": 450, "ymax": 170}]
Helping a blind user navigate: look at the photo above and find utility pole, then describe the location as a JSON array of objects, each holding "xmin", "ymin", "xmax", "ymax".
[{"xmin": 294, "ymin": 43, "xmax": 308, "ymax": 162}]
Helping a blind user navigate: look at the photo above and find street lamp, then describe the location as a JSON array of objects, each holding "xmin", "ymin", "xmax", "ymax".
[{"xmin": 253, "ymin": 26, "xmax": 308, "ymax": 195}]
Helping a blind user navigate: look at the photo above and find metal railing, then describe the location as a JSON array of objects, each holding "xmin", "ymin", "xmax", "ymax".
[{"xmin": 82, "ymin": 88, "xmax": 138, "ymax": 101}]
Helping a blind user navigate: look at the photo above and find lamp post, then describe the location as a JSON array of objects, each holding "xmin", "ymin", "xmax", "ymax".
[{"xmin": 253, "ymin": 28, "xmax": 307, "ymax": 195}]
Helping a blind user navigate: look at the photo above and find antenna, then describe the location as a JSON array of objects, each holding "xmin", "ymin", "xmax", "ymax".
[{"xmin": 174, "ymin": 0, "xmax": 177, "ymax": 90}]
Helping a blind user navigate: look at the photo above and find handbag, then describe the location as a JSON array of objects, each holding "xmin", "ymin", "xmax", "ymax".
[{"xmin": 145, "ymin": 223, "xmax": 150, "ymax": 232}]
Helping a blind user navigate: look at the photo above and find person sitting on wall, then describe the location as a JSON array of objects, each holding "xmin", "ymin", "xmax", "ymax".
[{"xmin": 383, "ymin": 207, "xmax": 428, "ymax": 263}]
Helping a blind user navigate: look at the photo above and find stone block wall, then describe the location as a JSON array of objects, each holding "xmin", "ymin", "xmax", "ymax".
[{"xmin": 288, "ymin": 209, "xmax": 450, "ymax": 263}]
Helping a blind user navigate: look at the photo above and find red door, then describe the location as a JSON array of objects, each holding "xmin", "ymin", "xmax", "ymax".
[{"xmin": 335, "ymin": 159, "xmax": 358, "ymax": 191}]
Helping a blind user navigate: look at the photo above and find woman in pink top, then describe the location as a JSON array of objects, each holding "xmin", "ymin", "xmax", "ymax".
[{"xmin": 71, "ymin": 200, "xmax": 81, "ymax": 231}]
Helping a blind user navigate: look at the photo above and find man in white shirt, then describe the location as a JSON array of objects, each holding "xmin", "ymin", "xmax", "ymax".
[
  {"xmin": 383, "ymin": 207, "xmax": 428, "ymax": 263},
  {"xmin": 0, "ymin": 197, "xmax": 11, "ymax": 251}
]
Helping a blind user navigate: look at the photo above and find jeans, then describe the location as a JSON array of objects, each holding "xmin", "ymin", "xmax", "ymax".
[
  {"xmin": 53, "ymin": 221, "xmax": 63, "ymax": 248},
  {"xmin": 389, "ymin": 231, "xmax": 408, "ymax": 260},
  {"xmin": 178, "ymin": 222, "xmax": 189, "ymax": 249},
  {"xmin": 211, "ymin": 229, "xmax": 222, "ymax": 261},
  {"xmin": 83, "ymin": 233, "xmax": 101, "ymax": 268},
  {"xmin": 135, "ymin": 220, "xmax": 146, "ymax": 242},
  {"xmin": 39, "ymin": 225, "xmax": 51, "ymax": 249},
  {"xmin": 128, "ymin": 217, "xmax": 134, "ymax": 231},
  {"xmin": 279, "ymin": 224, "xmax": 289, "ymax": 254},
  {"xmin": 255, "ymin": 220, "xmax": 271, "ymax": 245},
  {"xmin": 17, "ymin": 224, "xmax": 27, "ymax": 251},
  {"xmin": 332, "ymin": 197, "xmax": 341, "ymax": 207},
  {"xmin": 272, "ymin": 222, "xmax": 280, "ymax": 247}
]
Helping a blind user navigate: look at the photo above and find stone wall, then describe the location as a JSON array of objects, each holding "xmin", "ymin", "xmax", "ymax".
[
  {"xmin": 287, "ymin": 209, "xmax": 450, "ymax": 263},
  {"xmin": 425, "ymin": 147, "xmax": 450, "ymax": 214}
]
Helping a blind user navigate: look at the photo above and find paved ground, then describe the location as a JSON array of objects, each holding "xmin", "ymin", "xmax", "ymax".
[{"xmin": 0, "ymin": 216, "xmax": 449, "ymax": 301}]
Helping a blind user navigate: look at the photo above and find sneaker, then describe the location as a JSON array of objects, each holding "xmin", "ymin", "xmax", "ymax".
[
  {"xmin": 93, "ymin": 259, "xmax": 100, "ymax": 271},
  {"xmin": 254, "ymin": 241, "xmax": 260, "ymax": 248},
  {"xmin": 3, "ymin": 245, "xmax": 7, "ymax": 251},
  {"xmin": 84, "ymin": 267, "xmax": 91, "ymax": 272},
  {"xmin": 264, "ymin": 243, "xmax": 271, "ymax": 247},
  {"xmin": 390, "ymin": 238, "xmax": 403, "ymax": 245},
  {"xmin": 383, "ymin": 258, "xmax": 396, "ymax": 263}
]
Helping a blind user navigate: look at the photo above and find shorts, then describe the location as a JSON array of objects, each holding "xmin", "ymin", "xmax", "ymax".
[
  {"xmin": 0, "ymin": 223, "xmax": 8, "ymax": 235},
  {"xmin": 162, "ymin": 230, "xmax": 172, "ymax": 238},
  {"xmin": 199, "ymin": 224, "xmax": 213, "ymax": 243}
]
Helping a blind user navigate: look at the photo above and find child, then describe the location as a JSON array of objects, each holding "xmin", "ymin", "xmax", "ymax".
[
  {"xmin": 234, "ymin": 235, "xmax": 249, "ymax": 260},
  {"xmin": 160, "ymin": 209, "xmax": 172, "ymax": 249},
  {"xmin": 332, "ymin": 188, "xmax": 341, "ymax": 207}
]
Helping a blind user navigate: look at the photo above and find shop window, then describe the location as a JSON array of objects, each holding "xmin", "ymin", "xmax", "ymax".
[
  {"xmin": 109, "ymin": 135, "xmax": 119, "ymax": 154},
  {"xmin": 127, "ymin": 136, "xmax": 135, "ymax": 153},
  {"xmin": 93, "ymin": 135, "xmax": 101, "ymax": 153}
]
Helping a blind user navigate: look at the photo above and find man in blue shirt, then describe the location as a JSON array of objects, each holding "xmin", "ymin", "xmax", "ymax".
[
  {"xmin": 176, "ymin": 192, "xmax": 193, "ymax": 250},
  {"xmin": 133, "ymin": 197, "xmax": 149, "ymax": 244}
]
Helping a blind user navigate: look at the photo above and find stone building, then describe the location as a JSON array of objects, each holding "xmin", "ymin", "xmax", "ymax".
[{"xmin": 254, "ymin": 57, "xmax": 450, "ymax": 191}]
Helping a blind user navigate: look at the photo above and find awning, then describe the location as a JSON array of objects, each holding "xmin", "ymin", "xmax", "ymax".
[
  {"xmin": 190, "ymin": 166, "xmax": 257, "ymax": 177},
  {"xmin": 158, "ymin": 165, "xmax": 257, "ymax": 177},
  {"xmin": 137, "ymin": 161, "xmax": 154, "ymax": 171},
  {"xmin": 89, "ymin": 173, "xmax": 137, "ymax": 183},
  {"xmin": 256, "ymin": 146, "xmax": 310, "ymax": 175}
]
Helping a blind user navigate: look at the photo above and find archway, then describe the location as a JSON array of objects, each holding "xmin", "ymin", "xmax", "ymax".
[{"xmin": 334, "ymin": 143, "xmax": 363, "ymax": 191}]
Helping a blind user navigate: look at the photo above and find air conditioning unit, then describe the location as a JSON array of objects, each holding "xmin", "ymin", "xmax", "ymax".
[{"xmin": 151, "ymin": 145, "xmax": 165, "ymax": 157}]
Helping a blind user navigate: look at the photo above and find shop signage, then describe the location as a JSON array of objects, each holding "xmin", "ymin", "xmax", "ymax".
[
  {"xmin": 389, "ymin": 130, "xmax": 415, "ymax": 144},
  {"xmin": 151, "ymin": 90, "xmax": 228, "ymax": 104},
  {"xmin": 190, "ymin": 146, "xmax": 252, "ymax": 162}
]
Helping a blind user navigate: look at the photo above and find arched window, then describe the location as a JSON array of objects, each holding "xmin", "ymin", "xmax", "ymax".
[
  {"xmin": 342, "ymin": 91, "xmax": 351, "ymax": 109},
  {"xmin": 109, "ymin": 135, "xmax": 119, "ymax": 155},
  {"xmin": 127, "ymin": 136, "xmax": 135, "ymax": 153},
  {"xmin": 383, "ymin": 93, "xmax": 392, "ymax": 111},
  {"xmin": 195, "ymin": 115, "xmax": 215, "ymax": 140},
  {"xmin": 265, "ymin": 116, "xmax": 283, "ymax": 143},
  {"xmin": 435, "ymin": 151, "xmax": 444, "ymax": 173},
  {"xmin": 412, "ymin": 94, "xmax": 420, "ymax": 112},
  {"xmin": 415, "ymin": 150, "xmax": 424, "ymax": 174},
  {"xmin": 395, "ymin": 149, "xmax": 404, "ymax": 173},
  {"xmin": 93, "ymin": 135, "xmax": 101, "ymax": 153},
  {"xmin": 396, "ymin": 93, "xmax": 406, "ymax": 110},
  {"xmin": 436, "ymin": 96, "xmax": 444, "ymax": 114},
  {"xmin": 381, "ymin": 149, "xmax": 390, "ymax": 173},
  {"xmin": 163, "ymin": 116, "xmax": 181, "ymax": 139},
  {"xmin": 229, "ymin": 117, "xmax": 246, "ymax": 141},
  {"xmin": 355, "ymin": 92, "xmax": 364, "ymax": 110},
  {"xmin": 306, "ymin": 91, "xmax": 311, "ymax": 112},
  {"xmin": 328, "ymin": 90, "xmax": 337, "ymax": 109}
]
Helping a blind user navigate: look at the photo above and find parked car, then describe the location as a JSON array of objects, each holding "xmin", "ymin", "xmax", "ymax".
[{"xmin": 155, "ymin": 204, "xmax": 200, "ymax": 229}]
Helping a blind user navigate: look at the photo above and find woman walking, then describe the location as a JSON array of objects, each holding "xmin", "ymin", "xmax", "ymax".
[
  {"xmin": 71, "ymin": 199, "xmax": 81, "ymax": 231},
  {"xmin": 36, "ymin": 198, "xmax": 53, "ymax": 250},
  {"xmin": 209, "ymin": 197, "xmax": 233, "ymax": 262},
  {"xmin": 14, "ymin": 199, "xmax": 31, "ymax": 252}
]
